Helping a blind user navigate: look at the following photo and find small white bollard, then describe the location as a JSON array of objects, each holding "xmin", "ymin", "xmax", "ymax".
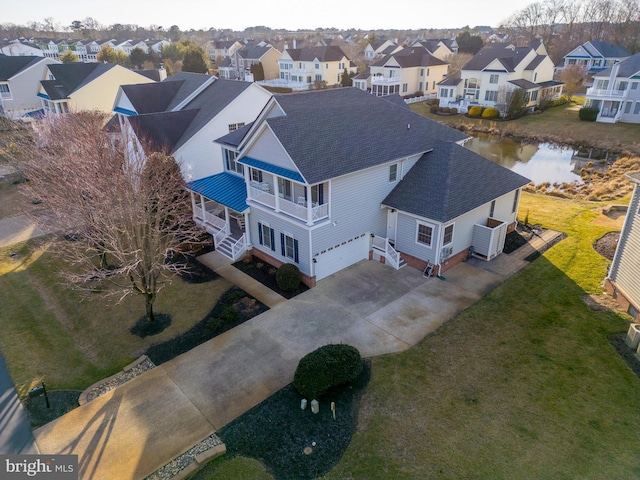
[
  {"xmin": 301, "ymin": 398, "xmax": 307, "ymax": 410},
  {"xmin": 311, "ymin": 399, "xmax": 319, "ymax": 414},
  {"xmin": 331, "ymin": 401, "xmax": 336, "ymax": 420}
]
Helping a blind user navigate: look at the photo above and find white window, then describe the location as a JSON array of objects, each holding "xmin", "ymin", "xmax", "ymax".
[
  {"xmin": 228, "ymin": 122, "xmax": 245, "ymax": 132},
  {"xmin": 225, "ymin": 149, "xmax": 243, "ymax": 174},
  {"xmin": 402, "ymin": 83, "xmax": 408, "ymax": 93},
  {"xmin": 512, "ymin": 189, "xmax": 520, "ymax": 213},
  {"xmin": 0, "ymin": 84, "xmax": 11, "ymax": 99},
  {"xmin": 419, "ymin": 82, "xmax": 423, "ymax": 91},
  {"xmin": 251, "ymin": 168, "xmax": 262, "ymax": 183},
  {"xmin": 443, "ymin": 224, "xmax": 454, "ymax": 245},
  {"xmin": 416, "ymin": 222, "xmax": 434, "ymax": 247},
  {"xmin": 624, "ymin": 102, "xmax": 633, "ymax": 114},
  {"xmin": 284, "ymin": 233, "xmax": 295, "ymax": 260},
  {"xmin": 618, "ymin": 81, "xmax": 628, "ymax": 91},
  {"xmin": 485, "ymin": 90, "xmax": 498, "ymax": 102},
  {"xmin": 259, "ymin": 223, "xmax": 274, "ymax": 251},
  {"xmin": 631, "ymin": 82, "xmax": 638, "ymax": 90},
  {"xmin": 389, "ymin": 164, "xmax": 398, "ymax": 182},
  {"xmin": 427, "ymin": 68, "xmax": 430, "ymax": 76},
  {"xmin": 420, "ymin": 68, "xmax": 424, "ymax": 76},
  {"xmin": 489, "ymin": 74, "xmax": 499, "ymax": 84},
  {"xmin": 634, "ymin": 102, "xmax": 640, "ymax": 115},
  {"xmin": 315, "ymin": 63, "xmax": 320, "ymax": 69}
]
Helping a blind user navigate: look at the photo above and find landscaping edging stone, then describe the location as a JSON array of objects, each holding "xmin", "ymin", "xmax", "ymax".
[
  {"xmin": 145, "ymin": 437, "xmax": 226, "ymax": 480},
  {"xmin": 78, "ymin": 355, "xmax": 156, "ymax": 405}
]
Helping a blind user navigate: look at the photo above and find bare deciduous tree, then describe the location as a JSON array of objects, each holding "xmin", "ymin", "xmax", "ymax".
[
  {"xmin": 559, "ymin": 63, "xmax": 587, "ymax": 101},
  {"xmin": 8, "ymin": 112, "xmax": 204, "ymax": 324}
]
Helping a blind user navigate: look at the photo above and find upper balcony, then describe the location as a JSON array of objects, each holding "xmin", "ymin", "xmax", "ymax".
[
  {"xmin": 586, "ymin": 87, "xmax": 628, "ymax": 100},
  {"xmin": 371, "ymin": 75, "xmax": 401, "ymax": 86},
  {"xmin": 243, "ymin": 162, "xmax": 329, "ymax": 226}
]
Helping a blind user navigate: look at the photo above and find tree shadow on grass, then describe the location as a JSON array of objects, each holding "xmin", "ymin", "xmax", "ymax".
[
  {"xmin": 144, "ymin": 287, "xmax": 268, "ymax": 365},
  {"xmin": 130, "ymin": 314, "xmax": 172, "ymax": 338},
  {"xmin": 218, "ymin": 360, "xmax": 371, "ymax": 480}
]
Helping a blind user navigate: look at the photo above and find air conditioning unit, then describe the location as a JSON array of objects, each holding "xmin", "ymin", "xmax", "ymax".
[
  {"xmin": 625, "ymin": 323, "xmax": 640, "ymax": 349},
  {"xmin": 440, "ymin": 246, "xmax": 453, "ymax": 261}
]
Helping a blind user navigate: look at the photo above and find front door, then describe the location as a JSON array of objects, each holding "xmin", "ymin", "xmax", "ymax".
[{"xmin": 387, "ymin": 209, "xmax": 398, "ymax": 245}]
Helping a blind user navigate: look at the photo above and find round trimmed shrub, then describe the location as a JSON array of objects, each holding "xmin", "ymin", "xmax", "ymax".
[
  {"xmin": 482, "ymin": 107, "xmax": 500, "ymax": 119},
  {"xmin": 468, "ymin": 105, "xmax": 484, "ymax": 117},
  {"xmin": 441, "ymin": 107, "xmax": 451, "ymax": 114},
  {"xmin": 276, "ymin": 263, "xmax": 301, "ymax": 292},
  {"xmin": 293, "ymin": 344, "xmax": 363, "ymax": 399},
  {"xmin": 579, "ymin": 106, "xmax": 599, "ymax": 121},
  {"xmin": 429, "ymin": 104, "xmax": 439, "ymax": 114},
  {"xmin": 450, "ymin": 107, "xmax": 458, "ymax": 114}
]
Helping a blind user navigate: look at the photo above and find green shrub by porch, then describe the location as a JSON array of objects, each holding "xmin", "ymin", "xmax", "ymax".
[
  {"xmin": 293, "ymin": 344, "xmax": 363, "ymax": 399},
  {"xmin": 468, "ymin": 105, "xmax": 484, "ymax": 117},
  {"xmin": 482, "ymin": 107, "xmax": 500, "ymax": 119},
  {"xmin": 578, "ymin": 107, "xmax": 599, "ymax": 121},
  {"xmin": 276, "ymin": 263, "xmax": 301, "ymax": 292}
]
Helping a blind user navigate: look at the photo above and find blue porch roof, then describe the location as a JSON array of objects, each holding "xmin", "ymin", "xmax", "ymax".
[
  {"xmin": 239, "ymin": 156, "xmax": 306, "ymax": 183},
  {"xmin": 186, "ymin": 172, "xmax": 248, "ymax": 212}
]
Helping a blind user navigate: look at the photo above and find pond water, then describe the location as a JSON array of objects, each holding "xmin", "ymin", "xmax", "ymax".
[{"xmin": 463, "ymin": 134, "xmax": 582, "ymax": 185}]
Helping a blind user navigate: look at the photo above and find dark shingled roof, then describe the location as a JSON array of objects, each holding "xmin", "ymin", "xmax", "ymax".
[
  {"xmin": 237, "ymin": 46, "xmax": 273, "ymax": 60},
  {"xmin": 285, "ymin": 46, "xmax": 349, "ymax": 62},
  {"xmin": 164, "ymin": 72, "xmax": 213, "ymax": 111},
  {"xmin": 127, "ymin": 109, "xmax": 199, "ymax": 153},
  {"xmin": 135, "ymin": 69, "xmax": 162, "ymax": 81},
  {"xmin": 40, "ymin": 63, "xmax": 116, "ymax": 100},
  {"xmin": 0, "ymin": 56, "xmax": 44, "ymax": 81},
  {"xmin": 587, "ymin": 41, "xmax": 631, "ymax": 59},
  {"xmin": 217, "ymin": 121, "xmax": 254, "ymax": 148},
  {"xmin": 383, "ymin": 141, "xmax": 531, "ymax": 222},
  {"xmin": 509, "ymin": 78, "xmax": 539, "ymax": 90},
  {"xmin": 596, "ymin": 52, "xmax": 640, "ymax": 79},
  {"xmin": 353, "ymin": 66, "xmax": 370, "ymax": 80},
  {"xmin": 120, "ymin": 81, "xmax": 184, "ymax": 114},
  {"xmin": 372, "ymin": 46, "xmax": 446, "ymax": 69},
  {"xmin": 124, "ymin": 78, "xmax": 253, "ymax": 152},
  {"xmin": 265, "ymin": 88, "xmax": 467, "ymax": 184},
  {"xmin": 437, "ymin": 71, "xmax": 461, "ymax": 86},
  {"xmin": 525, "ymin": 54, "xmax": 546, "ymax": 70},
  {"xmin": 463, "ymin": 43, "xmax": 533, "ymax": 72}
]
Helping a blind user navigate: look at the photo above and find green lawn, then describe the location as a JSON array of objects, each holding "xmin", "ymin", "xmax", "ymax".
[
  {"xmin": 410, "ymin": 102, "xmax": 640, "ymax": 155},
  {"xmin": 199, "ymin": 192, "xmax": 640, "ymax": 479},
  {"xmin": 0, "ymin": 236, "xmax": 232, "ymax": 394}
]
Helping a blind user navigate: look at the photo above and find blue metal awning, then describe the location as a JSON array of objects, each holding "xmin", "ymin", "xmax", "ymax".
[
  {"xmin": 186, "ymin": 172, "xmax": 249, "ymax": 212},
  {"xmin": 239, "ymin": 156, "xmax": 306, "ymax": 183},
  {"xmin": 113, "ymin": 107, "xmax": 137, "ymax": 116}
]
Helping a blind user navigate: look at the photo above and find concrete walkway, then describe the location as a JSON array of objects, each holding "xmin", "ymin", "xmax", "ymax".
[
  {"xmin": 0, "ymin": 215, "xmax": 47, "ymax": 248},
  {"xmin": 197, "ymin": 251, "xmax": 286, "ymax": 308},
  {"xmin": 32, "ymin": 256, "xmax": 512, "ymax": 480}
]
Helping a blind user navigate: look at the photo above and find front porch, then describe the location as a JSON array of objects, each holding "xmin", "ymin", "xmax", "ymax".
[{"xmin": 188, "ymin": 172, "xmax": 250, "ymax": 261}]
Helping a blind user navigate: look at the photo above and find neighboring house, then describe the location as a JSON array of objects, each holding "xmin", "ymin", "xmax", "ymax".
[
  {"xmin": 605, "ymin": 171, "xmax": 640, "ymax": 321},
  {"xmin": 112, "ymin": 72, "xmax": 272, "ymax": 181},
  {"xmin": 276, "ymin": 46, "xmax": 357, "ymax": 89},
  {"xmin": 363, "ymin": 39, "xmax": 400, "ymax": 61},
  {"xmin": 437, "ymin": 41, "xmax": 562, "ymax": 113},
  {"xmin": 561, "ymin": 41, "xmax": 631, "ymax": 73},
  {"xmin": 187, "ymin": 88, "xmax": 529, "ymax": 286},
  {"xmin": 0, "ymin": 39, "xmax": 44, "ymax": 57},
  {"xmin": 0, "ymin": 56, "xmax": 60, "ymax": 119},
  {"xmin": 353, "ymin": 46, "xmax": 448, "ymax": 96},
  {"xmin": 115, "ymin": 39, "xmax": 150, "ymax": 56},
  {"xmin": 37, "ymin": 62, "xmax": 155, "ymax": 115},
  {"xmin": 411, "ymin": 38, "xmax": 459, "ymax": 59},
  {"xmin": 218, "ymin": 46, "xmax": 281, "ymax": 80},
  {"xmin": 207, "ymin": 40, "xmax": 243, "ymax": 61},
  {"xmin": 583, "ymin": 52, "xmax": 640, "ymax": 124}
]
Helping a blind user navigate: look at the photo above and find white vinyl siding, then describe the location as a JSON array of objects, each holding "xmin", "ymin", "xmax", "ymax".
[{"xmin": 243, "ymin": 127, "xmax": 300, "ymax": 171}]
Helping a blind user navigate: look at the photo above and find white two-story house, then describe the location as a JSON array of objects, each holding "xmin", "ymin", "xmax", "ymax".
[
  {"xmin": 277, "ymin": 46, "xmax": 357, "ymax": 89},
  {"xmin": 583, "ymin": 52, "xmax": 640, "ymax": 124},
  {"xmin": 187, "ymin": 88, "xmax": 530, "ymax": 286},
  {"xmin": 437, "ymin": 41, "xmax": 562, "ymax": 114},
  {"xmin": 560, "ymin": 41, "xmax": 630, "ymax": 74}
]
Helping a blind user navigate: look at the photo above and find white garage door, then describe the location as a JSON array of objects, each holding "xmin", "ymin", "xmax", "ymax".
[{"xmin": 314, "ymin": 234, "xmax": 369, "ymax": 281}]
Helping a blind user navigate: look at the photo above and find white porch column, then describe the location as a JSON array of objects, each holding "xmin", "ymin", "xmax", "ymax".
[
  {"xmin": 190, "ymin": 192, "xmax": 197, "ymax": 219},
  {"xmin": 224, "ymin": 206, "xmax": 231, "ymax": 235},
  {"xmin": 199, "ymin": 194, "xmax": 206, "ymax": 212},
  {"xmin": 306, "ymin": 184, "xmax": 313, "ymax": 226},
  {"xmin": 244, "ymin": 211, "xmax": 252, "ymax": 247},
  {"xmin": 274, "ymin": 176, "xmax": 281, "ymax": 212}
]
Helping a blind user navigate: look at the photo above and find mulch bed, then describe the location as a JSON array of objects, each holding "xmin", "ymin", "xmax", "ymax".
[
  {"xmin": 144, "ymin": 286, "xmax": 268, "ymax": 365},
  {"xmin": 503, "ymin": 230, "xmax": 529, "ymax": 254},
  {"xmin": 218, "ymin": 359, "xmax": 371, "ymax": 480},
  {"xmin": 232, "ymin": 256, "xmax": 309, "ymax": 299},
  {"xmin": 593, "ymin": 232, "xmax": 620, "ymax": 261},
  {"xmin": 23, "ymin": 390, "xmax": 82, "ymax": 429}
]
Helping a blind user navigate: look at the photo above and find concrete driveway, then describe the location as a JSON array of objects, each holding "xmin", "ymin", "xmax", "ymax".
[{"xmin": 34, "ymin": 259, "xmax": 505, "ymax": 480}]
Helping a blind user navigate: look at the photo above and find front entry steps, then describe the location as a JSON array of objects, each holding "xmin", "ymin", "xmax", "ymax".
[{"xmin": 215, "ymin": 237, "xmax": 236, "ymax": 259}]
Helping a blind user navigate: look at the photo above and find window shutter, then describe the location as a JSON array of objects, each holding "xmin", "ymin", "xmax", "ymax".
[
  {"xmin": 270, "ymin": 229, "xmax": 275, "ymax": 251},
  {"xmin": 258, "ymin": 223, "xmax": 263, "ymax": 245},
  {"xmin": 294, "ymin": 239, "xmax": 299, "ymax": 263},
  {"xmin": 280, "ymin": 233, "xmax": 285, "ymax": 256},
  {"xmin": 319, "ymin": 184, "xmax": 324, "ymax": 204}
]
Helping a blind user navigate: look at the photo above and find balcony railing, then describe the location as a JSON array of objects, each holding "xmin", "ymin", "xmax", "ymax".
[
  {"xmin": 249, "ymin": 186, "xmax": 329, "ymax": 223},
  {"xmin": 586, "ymin": 87, "xmax": 627, "ymax": 98},
  {"xmin": 371, "ymin": 76, "xmax": 401, "ymax": 85}
]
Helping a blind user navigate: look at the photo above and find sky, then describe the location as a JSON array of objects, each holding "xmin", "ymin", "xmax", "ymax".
[{"xmin": 5, "ymin": 0, "xmax": 535, "ymax": 32}]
